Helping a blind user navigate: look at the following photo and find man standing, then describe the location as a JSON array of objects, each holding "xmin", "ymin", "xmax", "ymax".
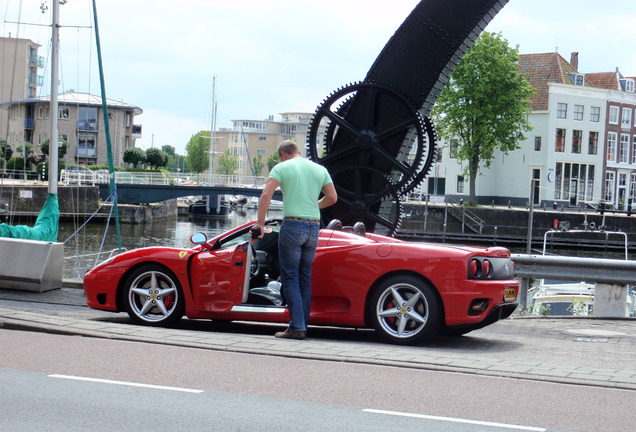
[{"xmin": 253, "ymin": 140, "xmax": 337, "ymax": 339}]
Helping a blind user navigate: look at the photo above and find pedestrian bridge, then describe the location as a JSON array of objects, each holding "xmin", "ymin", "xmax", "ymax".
[
  {"xmin": 97, "ymin": 183, "xmax": 281, "ymax": 204},
  {"xmin": 60, "ymin": 171, "xmax": 281, "ymax": 204}
]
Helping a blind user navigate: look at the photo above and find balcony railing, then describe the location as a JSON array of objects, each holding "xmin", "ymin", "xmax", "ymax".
[
  {"xmin": 75, "ymin": 146, "xmax": 97, "ymax": 158},
  {"xmin": 77, "ymin": 120, "xmax": 98, "ymax": 131},
  {"xmin": 29, "ymin": 55, "xmax": 45, "ymax": 67},
  {"xmin": 28, "ymin": 75, "xmax": 44, "ymax": 86}
]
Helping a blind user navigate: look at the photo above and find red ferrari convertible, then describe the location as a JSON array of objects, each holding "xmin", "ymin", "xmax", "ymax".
[{"xmin": 84, "ymin": 219, "xmax": 519, "ymax": 344}]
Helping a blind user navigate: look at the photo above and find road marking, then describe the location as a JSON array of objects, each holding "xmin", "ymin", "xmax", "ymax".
[
  {"xmin": 363, "ymin": 409, "xmax": 546, "ymax": 431},
  {"xmin": 49, "ymin": 374, "xmax": 204, "ymax": 394}
]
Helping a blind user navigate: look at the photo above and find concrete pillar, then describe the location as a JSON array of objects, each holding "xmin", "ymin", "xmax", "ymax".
[{"xmin": 594, "ymin": 283, "xmax": 628, "ymax": 318}]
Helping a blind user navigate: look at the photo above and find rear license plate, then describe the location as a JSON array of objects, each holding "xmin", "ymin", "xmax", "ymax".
[{"xmin": 504, "ymin": 288, "xmax": 517, "ymax": 301}]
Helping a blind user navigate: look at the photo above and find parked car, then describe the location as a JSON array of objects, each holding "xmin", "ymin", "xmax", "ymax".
[
  {"xmin": 60, "ymin": 164, "xmax": 96, "ymax": 185},
  {"xmin": 84, "ymin": 219, "xmax": 519, "ymax": 344}
]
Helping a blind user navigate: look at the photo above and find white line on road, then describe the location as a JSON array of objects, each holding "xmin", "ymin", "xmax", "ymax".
[
  {"xmin": 363, "ymin": 409, "xmax": 546, "ymax": 431},
  {"xmin": 49, "ymin": 374, "xmax": 204, "ymax": 394}
]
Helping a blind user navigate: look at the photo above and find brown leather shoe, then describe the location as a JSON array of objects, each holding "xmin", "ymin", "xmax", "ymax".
[{"xmin": 274, "ymin": 329, "xmax": 306, "ymax": 340}]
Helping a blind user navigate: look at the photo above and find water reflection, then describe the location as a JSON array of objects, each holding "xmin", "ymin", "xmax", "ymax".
[{"xmin": 61, "ymin": 208, "xmax": 278, "ymax": 279}]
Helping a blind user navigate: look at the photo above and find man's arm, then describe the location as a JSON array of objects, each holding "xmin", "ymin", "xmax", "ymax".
[
  {"xmin": 318, "ymin": 182, "xmax": 337, "ymax": 209},
  {"xmin": 254, "ymin": 177, "xmax": 280, "ymax": 238}
]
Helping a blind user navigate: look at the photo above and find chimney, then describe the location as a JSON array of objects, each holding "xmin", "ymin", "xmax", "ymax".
[{"xmin": 570, "ymin": 52, "xmax": 579, "ymax": 70}]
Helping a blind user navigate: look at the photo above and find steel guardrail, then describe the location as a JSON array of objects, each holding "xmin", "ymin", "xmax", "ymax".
[{"xmin": 512, "ymin": 253, "xmax": 636, "ymax": 285}]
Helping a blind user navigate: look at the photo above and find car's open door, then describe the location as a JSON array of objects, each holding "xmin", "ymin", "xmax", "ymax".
[{"xmin": 189, "ymin": 242, "xmax": 252, "ymax": 312}]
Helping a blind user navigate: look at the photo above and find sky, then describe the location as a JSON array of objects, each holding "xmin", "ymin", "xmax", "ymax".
[{"xmin": 3, "ymin": 0, "xmax": 636, "ymax": 154}]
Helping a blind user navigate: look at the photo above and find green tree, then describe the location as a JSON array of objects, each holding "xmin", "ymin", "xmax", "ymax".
[
  {"xmin": 432, "ymin": 31, "xmax": 534, "ymax": 204},
  {"xmin": 40, "ymin": 136, "xmax": 68, "ymax": 159},
  {"xmin": 161, "ymin": 144, "xmax": 176, "ymax": 157},
  {"xmin": 123, "ymin": 146, "xmax": 147, "ymax": 168},
  {"xmin": 145, "ymin": 147, "xmax": 168, "ymax": 169},
  {"xmin": 216, "ymin": 149, "xmax": 239, "ymax": 175},
  {"xmin": 7, "ymin": 157, "xmax": 24, "ymax": 171},
  {"xmin": 266, "ymin": 152, "xmax": 280, "ymax": 173},
  {"xmin": 185, "ymin": 131, "xmax": 210, "ymax": 173},
  {"xmin": 252, "ymin": 153, "xmax": 265, "ymax": 176},
  {"xmin": 0, "ymin": 139, "xmax": 12, "ymax": 164}
]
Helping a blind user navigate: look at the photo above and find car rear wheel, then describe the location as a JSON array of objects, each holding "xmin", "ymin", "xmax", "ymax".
[
  {"xmin": 368, "ymin": 275, "xmax": 441, "ymax": 344},
  {"xmin": 122, "ymin": 264, "xmax": 184, "ymax": 326}
]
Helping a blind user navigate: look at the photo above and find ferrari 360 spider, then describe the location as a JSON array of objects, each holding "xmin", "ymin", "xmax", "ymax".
[{"xmin": 84, "ymin": 219, "xmax": 519, "ymax": 344}]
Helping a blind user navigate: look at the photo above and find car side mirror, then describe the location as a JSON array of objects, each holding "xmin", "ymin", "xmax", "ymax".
[{"xmin": 190, "ymin": 232, "xmax": 208, "ymax": 245}]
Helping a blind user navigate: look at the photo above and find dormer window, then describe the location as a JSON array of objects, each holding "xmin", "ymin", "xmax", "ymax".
[
  {"xmin": 625, "ymin": 79, "xmax": 634, "ymax": 92},
  {"xmin": 569, "ymin": 73, "xmax": 584, "ymax": 86}
]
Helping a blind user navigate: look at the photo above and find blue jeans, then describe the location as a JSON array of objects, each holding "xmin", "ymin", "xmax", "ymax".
[{"xmin": 278, "ymin": 220, "xmax": 320, "ymax": 331}]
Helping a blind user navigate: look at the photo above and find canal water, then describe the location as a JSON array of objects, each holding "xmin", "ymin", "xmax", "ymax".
[
  {"xmin": 60, "ymin": 207, "xmax": 627, "ymax": 280},
  {"xmin": 61, "ymin": 207, "xmax": 279, "ymax": 280}
]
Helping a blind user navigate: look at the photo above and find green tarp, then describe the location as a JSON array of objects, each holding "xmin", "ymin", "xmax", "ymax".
[{"xmin": 0, "ymin": 193, "xmax": 59, "ymax": 242}]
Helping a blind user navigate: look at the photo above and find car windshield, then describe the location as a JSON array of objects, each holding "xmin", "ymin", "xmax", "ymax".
[{"xmin": 216, "ymin": 221, "xmax": 281, "ymax": 250}]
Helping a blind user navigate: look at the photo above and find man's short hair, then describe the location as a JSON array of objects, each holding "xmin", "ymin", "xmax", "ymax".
[{"xmin": 278, "ymin": 140, "xmax": 299, "ymax": 156}]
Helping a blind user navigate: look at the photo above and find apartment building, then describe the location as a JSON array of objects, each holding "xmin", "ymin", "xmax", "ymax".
[
  {"xmin": 2, "ymin": 90, "xmax": 142, "ymax": 166},
  {"xmin": 429, "ymin": 52, "xmax": 636, "ymax": 211},
  {"xmin": 0, "ymin": 36, "xmax": 44, "ymax": 143},
  {"xmin": 214, "ymin": 112, "xmax": 321, "ymax": 178}
]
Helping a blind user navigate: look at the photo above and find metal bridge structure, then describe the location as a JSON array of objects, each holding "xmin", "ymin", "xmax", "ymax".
[
  {"xmin": 96, "ymin": 183, "xmax": 281, "ymax": 205},
  {"xmin": 307, "ymin": 0, "xmax": 509, "ymax": 235}
]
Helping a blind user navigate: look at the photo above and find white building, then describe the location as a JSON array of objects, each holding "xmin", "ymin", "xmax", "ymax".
[{"xmin": 427, "ymin": 52, "xmax": 636, "ymax": 211}]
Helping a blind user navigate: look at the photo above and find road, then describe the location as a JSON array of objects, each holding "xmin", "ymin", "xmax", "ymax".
[{"xmin": 2, "ymin": 323, "xmax": 636, "ymax": 431}]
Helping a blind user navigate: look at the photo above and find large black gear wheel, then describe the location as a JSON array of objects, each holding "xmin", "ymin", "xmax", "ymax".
[
  {"xmin": 307, "ymin": 81, "xmax": 436, "ymax": 195},
  {"xmin": 321, "ymin": 166, "xmax": 403, "ymax": 236}
]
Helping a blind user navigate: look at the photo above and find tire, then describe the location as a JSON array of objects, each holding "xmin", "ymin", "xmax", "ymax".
[
  {"xmin": 122, "ymin": 264, "xmax": 184, "ymax": 326},
  {"xmin": 368, "ymin": 275, "xmax": 441, "ymax": 345}
]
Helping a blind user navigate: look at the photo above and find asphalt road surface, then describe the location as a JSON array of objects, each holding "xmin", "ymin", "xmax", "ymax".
[{"xmin": 2, "ymin": 329, "xmax": 636, "ymax": 431}]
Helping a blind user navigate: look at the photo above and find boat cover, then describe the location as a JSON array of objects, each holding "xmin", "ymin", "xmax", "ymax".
[{"xmin": 0, "ymin": 193, "xmax": 59, "ymax": 242}]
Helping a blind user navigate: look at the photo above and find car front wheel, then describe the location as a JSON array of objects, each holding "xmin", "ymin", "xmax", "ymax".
[
  {"xmin": 122, "ymin": 265, "xmax": 184, "ymax": 326},
  {"xmin": 368, "ymin": 275, "xmax": 441, "ymax": 344}
]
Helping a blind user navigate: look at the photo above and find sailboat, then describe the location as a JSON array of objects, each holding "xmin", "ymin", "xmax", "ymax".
[
  {"xmin": 188, "ymin": 75, "xmax": 230, "ymax": 218},
  {"xmin": 0, "ymin": 1, "xmax": 63, "ymax": 291}
]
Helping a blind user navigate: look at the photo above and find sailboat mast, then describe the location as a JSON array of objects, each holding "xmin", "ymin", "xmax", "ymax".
[
  {"xmin": 48, "ymin": 0, "xmax": 60, "ymax": 194},
  {"xmin": 206, "ymin": 75, "xmax": 216, "ymax": 214}
]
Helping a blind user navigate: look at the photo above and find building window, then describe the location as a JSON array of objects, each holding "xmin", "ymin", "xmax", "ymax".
[
  {"xmin": 572, "ymin": 130, "xmax": 582, "ymax": 154},
  {"xmin": 534, "ymin": 136, "xmax": 541, "ymax": 151},
  {"xmin": 77, "ymin": 133, "xmax": 97, "ymax": 159},
  {"xmin": 609, "ymin": 106, "xmax": 619, "ymax": 124},
  {"xmin": 588, "ymin": 131, "xmax": 598, "ymax": 155},
  {"xmin": 556, "ymin": 103, "xmax": 567, "ymax": 119},
  {"xmin": 621, "ymin": 108, "xmax": 633, "ymax": 130},
  {"xmin": 619, "ymin": 134, "xmax": 630, "ymax": 163},
  {"xmin": 77, "ymin": 107, "xmax": 98, "ymax": 131},
  {"xmin": 632, "ymin": 135, "xmax": 636, "ymax": 164},
  {"xmin": 630, "ymin": 173, "xmax": 636, "ymax": 204},
  {"xmin": 555, "ymin": 128, "xmax": 565, "ymax": 152},
  {"xmin": 38, "ymin": 106, "xmax": 49, "ymax": 120},
  {"xmin": 256, "ymin": 149, "xmax": 266, "ymax": 156},
  {"xmin": 126, "ymin": 113, "xmax": 131, "ymax": 128},
  {"xmin": 554, "ymin": 162, "xmax": 595, "ymax": 203},
  {"xmin": 258, "ymin": 136, "xmax": 267, "ymax": 142},
  {"xmin": 427, "ymin": 177, "xmax": 445, "ymax": 195},
  {"xmin": 457, "ymin": 175, "xmax": 464, "ymax": 193},
  {"xmin": 607, "ymin": 132, "xmax": 617, "ymax": 162},
  {"xmin": 604, "ymin": 171, "xmax": 615, "ymax": 202},
  {"xmin": 573, "ymin": 105, "xmax": 584, "ymax": 121},
  {"xmin": 59, "ymin": 107, "xmax": 69, "ymax": 120},
  {"xmin": 624, "ymin": 79, "xmax": 635, "ymax": 93},
  {"xmin": 449, "ymin": 139, "xmax": 459, "ymax": 158},
  {"xmin": 590, "ymin": 106, "xmax": 600, "ymax": 122}
]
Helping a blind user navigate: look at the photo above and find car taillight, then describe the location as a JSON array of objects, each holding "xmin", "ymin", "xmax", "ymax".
[
  {"xmin": 482, "ymin": 259, "xmax": 491, "ymax": 277},
  {"xmin": 469, "ymin": 259, "xmax": 479, "ymax": 277}
]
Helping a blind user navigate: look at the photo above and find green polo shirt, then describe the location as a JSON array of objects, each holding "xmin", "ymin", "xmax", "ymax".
[{"xmin": 269, "ymin": 157, "xmax": 332, "ymax": 219}]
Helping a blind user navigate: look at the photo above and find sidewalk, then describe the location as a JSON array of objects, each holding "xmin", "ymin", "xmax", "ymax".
[{"xmin": 1, "ymin": 287, "xmax": 635, "ymax": 391}]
